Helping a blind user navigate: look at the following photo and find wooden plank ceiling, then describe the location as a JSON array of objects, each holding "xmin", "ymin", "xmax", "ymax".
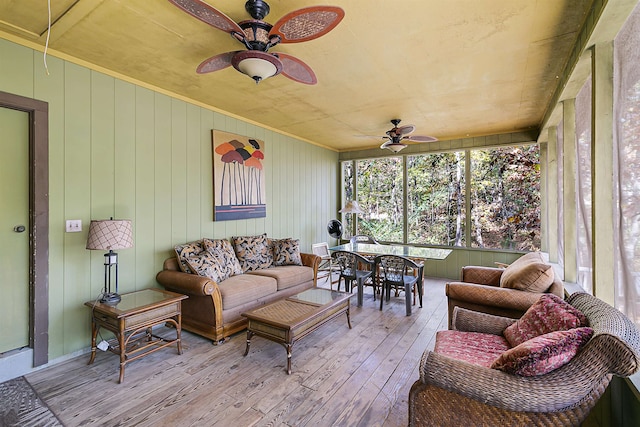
[{"xmin": 0, "ymin": 0, "xmax": 593, "ymax": 151}]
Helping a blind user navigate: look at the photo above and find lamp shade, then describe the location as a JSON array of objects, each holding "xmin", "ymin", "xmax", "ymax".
[
  {"xmin": 339, "ymin": 200, "xmax": 364, "ymax": 214},
  {"xmin": 86, "ymin": 219, "xmax": 134, "ymax": 250}
]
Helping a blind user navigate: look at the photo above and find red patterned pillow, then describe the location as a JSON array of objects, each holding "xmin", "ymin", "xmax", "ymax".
[
  {"xmin": 491, "ymin": 327, "xmax": 593, "ymax": 376},
  {"xmin": 503, "ymin": 294, "xmax": 588, "ymax": 347}
]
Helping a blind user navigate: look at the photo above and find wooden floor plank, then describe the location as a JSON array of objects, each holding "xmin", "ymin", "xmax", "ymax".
[{"xmin": 26, "ymin": 277, "xmax": 449, "ymax": 426}]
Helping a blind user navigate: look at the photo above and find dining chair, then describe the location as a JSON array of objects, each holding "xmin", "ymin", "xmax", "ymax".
[
  {"xmin": 375, "ymin": 255, "xmax": 424, "ymax": 316},
  {"xmin": 331, "ymin": 250, "xmax": 375, "ymax": 306},
  {"xmin": 311, "ymin": 242, "xmax": 340, "ymax": 288}
]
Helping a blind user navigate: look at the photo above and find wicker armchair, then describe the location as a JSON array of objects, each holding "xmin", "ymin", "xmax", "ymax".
[
  {"xmin": 446, "ymin": 263, "xmax": 564, "ymax": 328},
  {"xmin": 408, "ymin": 292, "xmax": 640, "ymax": 426}
]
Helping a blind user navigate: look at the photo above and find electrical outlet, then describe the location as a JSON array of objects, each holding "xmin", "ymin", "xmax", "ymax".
[{"xmin": 66, "ymin": 219, "xmax": 82, "ymax": 232}]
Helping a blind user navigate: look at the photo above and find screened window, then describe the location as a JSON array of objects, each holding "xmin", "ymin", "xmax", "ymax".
[
  {"xmin": 470, "ymin": 146, "xmax": 541, "ymax": 251},
  {"xmin": 575, "ymin": 77, "xmax": 593, "ymax": 293},
  {"xmin": 356, "ymin": 157, "xmax": 403, "ymax": 242},
  {"xmin": 342, "ymin": 146, "xmax": 540, "ymax": 250},
  {"xmin": 614, "ymin": 2, "xmax": 640, "ymax": 325},
  {"xmin": 407, "ymin": 152, "xmax": 465, "ymax": 246}
]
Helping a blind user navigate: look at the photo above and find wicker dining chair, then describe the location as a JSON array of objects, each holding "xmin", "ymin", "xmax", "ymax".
[
  {"xmin": 331, "ymin": 250, "xmax": 375, "ymax": 306},
  {"xmin": 408, "ymin": 292, "xmax": 640, "ymax": 426},
  {"xmin": 375, "ymin": 255, "xmax": 424, "ymax": 316}
]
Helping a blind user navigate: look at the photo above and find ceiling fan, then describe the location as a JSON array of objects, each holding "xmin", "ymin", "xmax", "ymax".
[
  {"xmin": 378, "ymin": 119, "xmax": 438, "ymax": 152},
  {"xmin": 168, "ymin": 0, "xmax": 345, "ymax": 84}
]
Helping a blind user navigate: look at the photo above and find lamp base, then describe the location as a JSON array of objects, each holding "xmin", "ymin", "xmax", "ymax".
[{"xmin": 100, "ymin": 292, "xmax": 121, "ymax": 305}]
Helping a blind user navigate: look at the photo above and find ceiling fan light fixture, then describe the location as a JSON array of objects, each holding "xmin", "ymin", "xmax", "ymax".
[
  {"xmin": 384, "ymin": 142, "xmax": 408, "ymax": 153},
  {"xmin": 232, "ymin": 50, "xmax": 282, "ymax": 83}
]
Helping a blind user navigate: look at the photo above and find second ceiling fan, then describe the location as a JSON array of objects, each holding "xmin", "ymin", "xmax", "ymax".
[
  {"xmin": 378, "ymin": 119, "xmax": 438, "ymax": 152},
  {"xmin": 168, "ymin": 0, "xmax": 345, "ymax": 84}
]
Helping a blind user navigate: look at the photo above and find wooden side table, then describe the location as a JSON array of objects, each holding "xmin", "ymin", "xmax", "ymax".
[{"xmin": 84, "ymin": 288, "xmax": 187, "ymax": 383}]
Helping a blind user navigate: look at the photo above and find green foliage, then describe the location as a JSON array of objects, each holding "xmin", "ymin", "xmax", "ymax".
[{"xmin": 348, "ymin": 145, "xmax": 541, "ymax": 250}]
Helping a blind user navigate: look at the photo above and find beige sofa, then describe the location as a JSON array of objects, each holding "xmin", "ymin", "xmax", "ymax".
[{"xmin": 156, "ymin": 235, "xmax": 320, "ymax": 343}]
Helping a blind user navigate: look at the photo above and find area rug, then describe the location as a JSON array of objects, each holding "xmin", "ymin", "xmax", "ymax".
[{"xmin": 0, "ymin": 376, "xmax": 63, "ymax": 427}]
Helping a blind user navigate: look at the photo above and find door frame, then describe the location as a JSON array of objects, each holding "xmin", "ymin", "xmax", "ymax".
[{"xmin": 0, "ymin": 91, "xmax": 49, "ymax": 367}]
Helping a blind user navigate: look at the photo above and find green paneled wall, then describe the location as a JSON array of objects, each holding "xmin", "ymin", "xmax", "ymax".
[{"xmin": 0, "ymin": 38, "xmax": 338, "ymax": 360}]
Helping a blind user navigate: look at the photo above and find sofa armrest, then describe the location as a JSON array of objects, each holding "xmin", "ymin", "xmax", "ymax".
[
  {"xmin": 452, "ymin": 307, "xmax": 517, "ymax": 334},
  {"xmin": 156, "ymin": 270, "xmax": 219, "ymax": 297},
  {"xmin": 460, "ymin": 266, "xmax": 503, "ymax": 286},
  {"xmin": 301, "ymin": 252, "xmax": 320, "ymax": 283}
]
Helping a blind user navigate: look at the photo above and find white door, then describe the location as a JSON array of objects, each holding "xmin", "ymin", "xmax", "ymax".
[{"xmin": 0, "ymin": 106, "xmax": 30, "ymax": 353}]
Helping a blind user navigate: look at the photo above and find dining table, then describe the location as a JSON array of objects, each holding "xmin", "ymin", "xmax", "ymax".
[{"xmin": 328, "ymin": 242, "xmax": 452, "ymax": 310}]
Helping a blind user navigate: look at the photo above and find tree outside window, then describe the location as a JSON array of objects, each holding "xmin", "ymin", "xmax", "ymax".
[
  {"xmin": 356, "ymin": 157, "xmax": 403, "ymax": 242},
  {"xmin": 470, "ymin": 146, "xmax": 541, "ymax": 251},
  {"xmin": 407, "ymin": 152, "xmax": 465, "ymax": 246}
]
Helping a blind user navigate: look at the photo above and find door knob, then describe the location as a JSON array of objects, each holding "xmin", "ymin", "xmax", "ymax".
[{"xmin": 13, "ymin": 225, "xmax": 26, "ymax": 233}]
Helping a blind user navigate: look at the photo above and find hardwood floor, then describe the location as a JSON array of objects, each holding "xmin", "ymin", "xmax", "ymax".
[{"xmin": 26, "ymin": 276, "xmax": 448, "ymax": 426}]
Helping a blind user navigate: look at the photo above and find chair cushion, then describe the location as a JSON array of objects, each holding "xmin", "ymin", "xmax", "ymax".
[
  {"xmin": 434, "ymin": 330, "xmax": 510, "ymax": 368},
  {"xmin": 174, "ymin": 240, "xmax": 204, "ymax": 274},
  {"xmin": 491, "ymin": 327, "xmax": 594, "ymax": 376},
  {"xmin": 503, "ymin": 294, "xmax": 589, "ymax": 347},
  {"xmin": 217, "ymin": 274, "xmax": 277, "ymax": 310},
  {"xmin": 248, "ymin": 265, "xmax": 314, "ymax": 290},
  {"xmin": 232, "ymin": 234, "xmax": 273, "ymax": 272},
  {"xmin": 500, "ymin": 252, "xmax": 554, "ymax": 292},
  {"xmin": 202, "ymin": 238, "xmax": 243, "ymax": 278}
]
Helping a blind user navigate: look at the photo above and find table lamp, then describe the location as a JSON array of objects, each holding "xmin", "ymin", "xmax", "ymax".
[
  {"xmin": 339, "ymin": 200, "xmax": 363, "ymax": 238},
  {"xmin": 86, "ymin": 219, "xmax": 134, "ymax": 304}
]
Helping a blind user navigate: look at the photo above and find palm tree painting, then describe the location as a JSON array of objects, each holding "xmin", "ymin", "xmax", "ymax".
[{"xmin": 212, "ymin": 130, "xmax": 266, "ymax": 221}]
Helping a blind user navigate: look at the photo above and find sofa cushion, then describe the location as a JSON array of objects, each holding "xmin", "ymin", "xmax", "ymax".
[
  {"xmin": 186, "ymin": 251, "xmax": 227, "ymax": 283},
  {"xmin": 492, "ymin": 327, "xmax": 594, "ymax": 376},
  {"xmin": 232, "ymin": 234, "xmax": 273, "ymax": 272},
  {"xmin": 202, "ymin": 238, "xmax": 243, "ymax": 278},
  {"xmin": 500, "ymin": 252, "xmax": 555, "ymax": 293},
  {"xmin": 503, "ymin": 294, "xmax": 589, "ymax": 347},
  {"xmin": 272, "ymin": 238, "xmax": 302, "ymax": 266},
  {"xmin": 174, "ymin": 240, "xmax": 204, "ymax": 274},
  {"xmin": 434, "ymin": 330, "xmax": 510, "ymax": 368},
  {"xmin": 248, "ymin": 265, "xmax": 314, "ymax": 290},
  {"xmin": 217, "ymin": 274, "xmax": 277, "ymax": 310}
]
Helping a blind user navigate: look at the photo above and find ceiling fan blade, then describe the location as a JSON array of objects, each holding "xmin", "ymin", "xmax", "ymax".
[
  {"xmin": 396, "ymin": 124, "xmax": 416, "ymax": 135},
  {"xmin": 406, "ymin": 135, "xmax": 438, "ymax": 143},
  {"xmin": 196, "ymin": 51, "xmax": 239, "ymax": 74},
  {"xmin": 278, "ymin": 53, "xmax": 317, "ymax": 85},
  {"xmin": 168, "ymin": 0, "xmax": 243, "ymax": 34},
  {"xmin": 270, "ymin": 6, "xmax": 345, "ymax": 43}
]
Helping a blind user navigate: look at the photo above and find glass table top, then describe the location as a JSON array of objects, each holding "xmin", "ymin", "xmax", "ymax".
[
  {"xmin": 329, "ymin": 243, "xmax": 452, "ymax": 260},
  {"xmin": 288, "ymin": 288, "xmax": 347, "ymax": 305}
]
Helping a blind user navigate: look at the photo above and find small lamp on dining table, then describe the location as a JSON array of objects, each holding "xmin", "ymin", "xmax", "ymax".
[
  {"xmin": 86, "ymin": 219, "xmax": 134, "ymax": 305},
  {"xmin": 339, "ymin": 200, "xmax": 363, "ymax": 238}
]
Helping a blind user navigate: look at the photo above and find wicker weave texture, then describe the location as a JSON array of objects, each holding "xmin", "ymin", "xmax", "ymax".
[{"xmin": 408, "ymin": 292, "xmax": 640, "ymax": 426}]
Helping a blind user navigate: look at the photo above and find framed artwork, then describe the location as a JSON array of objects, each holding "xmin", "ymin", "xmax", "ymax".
[{"xmin": 211, "ymin": 130, "xmax": 266, "ymax": 221}]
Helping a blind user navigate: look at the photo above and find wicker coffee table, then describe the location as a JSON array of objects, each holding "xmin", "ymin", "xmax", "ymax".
[{"xmin": 241, "ymin": 288, "xmax": 352, "ymax": 374}]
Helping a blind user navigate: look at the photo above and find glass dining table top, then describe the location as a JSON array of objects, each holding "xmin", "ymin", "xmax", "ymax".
[{"xmin": 329, "ymin": 243, "xmax": 452, "ymax": 260}]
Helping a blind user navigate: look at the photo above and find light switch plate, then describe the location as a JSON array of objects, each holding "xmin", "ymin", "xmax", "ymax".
[{"xmin": 66, "ymin": 219, "xmax": 82, "ymax": 232}]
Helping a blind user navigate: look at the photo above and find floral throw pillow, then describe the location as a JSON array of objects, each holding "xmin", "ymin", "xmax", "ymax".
[
  {"xmin": 186, "ymin": 251, "xmax": 227, "ymax": 283},
  {"xmin": 491, "ymin": 327, "xmax": 593, "ymax": 376},
  {"xmin": 232, "ymin": 234, "xmax": 272, "ymax": 272},
  {"xmin": 273, "ymin": 238, "xmax": 302, "ymax": 266},
  {"xmin": 503, "ymin": 294, "xmax": 589, "ymax": 347},
  {"xmin": 202, "ymin": 238, "xmax": 243, "ymax": 279},
  {"xmin": 174, "ymin": 240, "xmax": 204, "ymax": 274}
]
